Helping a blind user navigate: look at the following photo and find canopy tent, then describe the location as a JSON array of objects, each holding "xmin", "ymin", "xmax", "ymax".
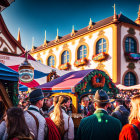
[
  {"xmin": 19, "ymin": 84, "xmax": 28, "ymax": 92},
  {"xmin": 0, "ymin": 62, "xmax": 19, "ymax": 107},
  {"xmin": 38, "ymin": 69, "xmax": 119, "ymax": 97},
  {"xmin": 38, "ymin": 69, "xmax": 119, "ymax": 113},
  {"xmin": 0, "ymin": 54, "xmax": 68, "ymax": 88},
  {"xmin": 0, "ymin": 62, "xmax": 19, "ymax": 81}
]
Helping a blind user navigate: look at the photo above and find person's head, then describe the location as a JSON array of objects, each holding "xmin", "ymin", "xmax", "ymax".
[
  {"xmin": 129, "ymin": 95, "xmax": 140, "ymax": 124},
  {"xmin": 62, "ymin": 96, "xmax": 71, "ymax": 108},
  {"xmin": 6, "ymin": 107, "xmax": 31, "ymax": 139},
  {"xmin": 81, "ymin": 96, "xmax": 89, "ymax": 107},
  {"xmin": 29, "ymin": 89, "xmax": 44, "ymax": 109},
  {"xmin": 45, "ymin": 97, "xmax": 53, "ymax": 108},
  {"xmin": 22, "ymin": 101, "xmax": 27, "ymax": 108},
  {"xmin": 113, "ymin": 97, "xmax": 123, "ymax": 108},
  {"xmin": 124, "ymin": 97, "xmax": 130, "ymax": 108},
  {"xmin": 94, "ymin": 90, "xmax": 110, "ymax": 110}
]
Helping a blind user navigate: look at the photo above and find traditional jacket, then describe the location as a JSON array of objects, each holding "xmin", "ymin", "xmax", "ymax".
[
  {"xmin": 76, "ymin": 108, "xmax": 122, "ymax": 140},
  {"xmin": 24, "ymin": 105, "xmax": 47, "ymax": 140},
  {"xmin": 119, "ymin": 119, "xmax": 140, "ymax": 140}
]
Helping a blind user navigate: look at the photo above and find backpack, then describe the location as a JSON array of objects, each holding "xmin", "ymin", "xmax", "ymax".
[{"xmin": 45, "ymin": 118, "xmax": 61, "ymax": 140}]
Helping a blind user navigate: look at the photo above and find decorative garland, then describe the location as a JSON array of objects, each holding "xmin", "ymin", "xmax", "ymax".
[
  {"xmin": 47, "ymin": 71, "xmax": 59, "ymax": 82},
  {"xmin": 91, "ymin": 74, "xmax": 105, "ymax": 88},
  {"xmin": 75, "ymin": 69, "xmax": 119, "ymax": 97}
]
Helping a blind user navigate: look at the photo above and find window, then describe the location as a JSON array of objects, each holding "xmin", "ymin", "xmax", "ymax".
[
  {"xmin": 61, "ymin": 51, "xmax": 70, "ymax": 64},
  {"xmin": 48, "ymin": 56, "xmax": 55, "ymax": 67},
  {"xmin": 77, "ymin": 45, "xmax": 87, "ymax": 59},
  {"xmin": 124, "ymin": 72, "xmax": 136, "ymax": 86},
  {"xmin": 96, "ymin": 38, "xmax": 106, "ymax": 54},
  {"xmin": 125, "ymin": 37, "xmax": 137, "ymax": 53}
]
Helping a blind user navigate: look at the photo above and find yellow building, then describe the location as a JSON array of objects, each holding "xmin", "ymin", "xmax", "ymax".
[{"xmin": 30, "ymin": 5, "xmax": 140, "ymax": 86}]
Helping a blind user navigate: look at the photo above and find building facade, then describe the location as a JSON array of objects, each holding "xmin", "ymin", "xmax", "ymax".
[
  {"xmin": 0, "ymin": 14, "xmax": 25, "ymax": 57},
  {"xmin": 30, "ymin": 6, "xmax": 140, "ymax": 86}
]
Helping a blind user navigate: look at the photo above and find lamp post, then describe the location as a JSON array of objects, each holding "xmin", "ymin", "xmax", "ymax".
[{"xmin": 18, "ymin": 51, "xmax": 34, "ymax": 83}]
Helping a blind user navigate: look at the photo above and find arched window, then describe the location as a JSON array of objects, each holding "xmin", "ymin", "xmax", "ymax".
[
  {"xmin": 96, "ymin": 38, "xmax": 106, "ymax": 54},
  {"xmin": 77, "ymin": 45, "xmax": 87, "ymax": 59},
  {"xmin": 124, "ymin": 72, "xmax": 136, "ymax": 86},
  {"xmin": 48, "ymin": 56, "xmax": 55, "ymax": 67},
  {"xmin": 125, "ymin": 37, "xmax": 137, "ymax": 53},
  {"xmin": 61, "ymin": 51, "xmax": 69, "ymax": 64}
]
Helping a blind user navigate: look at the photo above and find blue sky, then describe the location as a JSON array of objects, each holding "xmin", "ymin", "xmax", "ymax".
[{"xmin": 1, "ymin": 0, "xmax": 140, "ymax": 50}]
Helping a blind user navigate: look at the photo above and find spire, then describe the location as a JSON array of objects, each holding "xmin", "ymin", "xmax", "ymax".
[
  {"xmin": 71, "ymin": 25, "xmax": 76, "ymax": 36},
  {"xmin": 113, "ymin": 3, "xmax": 118, "ymax": 22},
  {"xmin": 55, "ymin": 28, "xmax": 59, "ymax": 42},
  {"xmin": 88, "ymin": 18, "xmax": 93, "ymax": 29},
  {"xmin": 31, "ymin": 37, "xmax": 34, "ymax": 51},
  {"xmin": 135, "ymin": 4, "xmax": 140, "ymax": 25},
  {"xmin": 17, "ymin": 28, "xmax": 21, "ymax": 44},
  {"xmin": 44, "ymin": 30, "xmax": 47, "ymax": 46}
]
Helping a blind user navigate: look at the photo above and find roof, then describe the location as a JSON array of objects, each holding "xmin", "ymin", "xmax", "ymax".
[
  {"xmin": 32, "ymin": 14, "xmax": 139, "ymax": 53},
  {"xmin": 0, "ymin": 14, "xmax": 25, "ymax": 55},
  {"xmin": 37, "ymin": 69, "xmax": 94, "ymax": 92},
  {"xmin": 0, "ymin": 62, "xmax": 19, "ymax": 81},
  {"xmin": 0, "ymin": 54, "xmax": 68, "ymax": 88}
]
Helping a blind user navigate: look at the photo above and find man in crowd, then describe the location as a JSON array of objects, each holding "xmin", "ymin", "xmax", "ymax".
[
  {"xmin": 79, "ymin": 96, "xmax": 90, "ymax": 116},
  {"xmin": 42, "ymin": 95, "xmax": 54, "ymax": 116},
  {"xmin": 111, "ymin": 97, "xmax": 129, "ymax": 126},
  {"xmin": 77, "ymin": 90, "xmax": 122, "ymax": 140},
  {"xmin": 24, "ymin": 88, "xmax": 47, "ymax": 140}
]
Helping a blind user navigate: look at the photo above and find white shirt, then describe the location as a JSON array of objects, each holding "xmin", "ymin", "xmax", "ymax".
[
  {"xmin": 50, "ymin": 109, "xmax": 74, "ymax": 140},
  {"xmin": 24, "ymin": 105, "xmax": 47, "ymax": 140}
]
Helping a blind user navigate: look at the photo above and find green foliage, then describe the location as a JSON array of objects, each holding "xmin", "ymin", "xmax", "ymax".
[{"xmin": 75, "ymin": 70, "xmax": 119, "ymax": 97}]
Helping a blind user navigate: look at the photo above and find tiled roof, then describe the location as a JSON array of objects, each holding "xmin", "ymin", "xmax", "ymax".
[{"xmin": 31, "ymin": 14, "xmax": 139, "ymax": 53}]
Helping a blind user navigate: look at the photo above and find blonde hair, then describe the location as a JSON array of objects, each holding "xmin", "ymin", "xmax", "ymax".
[
  {"xmin": 129, "ymin": 95, "xmax": 140, "ymax": 124},
  {"xmin": 52, "ymin": 96, "xmax": 65, "ymax": 136}
]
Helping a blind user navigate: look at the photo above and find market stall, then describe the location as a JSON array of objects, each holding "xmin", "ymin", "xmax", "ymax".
[
  {"xmin": 0, "ymin": 62, "xmax": 19, "ymax": 108},
  {"xmin": 38, "ymin": 69, "xmax": 119, "ymax": 113}
]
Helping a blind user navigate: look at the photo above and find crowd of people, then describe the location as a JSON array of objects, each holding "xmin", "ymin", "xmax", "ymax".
[{"xmin": 0, "ymin": 88, "xmax": 140, "ymax": 140}]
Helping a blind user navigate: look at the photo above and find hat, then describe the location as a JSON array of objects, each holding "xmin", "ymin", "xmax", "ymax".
[
  {"xmin": 29, "ymin": 89, "xmax": 44, "ymax": 102},
  {"xmin": 83, "ymin": 96, "xmax": 89, "ymax": 101},
  {"xmin": 94, "ymin": 90, "xmax": 110, "ymax": 103}
]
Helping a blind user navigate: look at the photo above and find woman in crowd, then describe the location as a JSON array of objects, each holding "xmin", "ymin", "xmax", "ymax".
[
  {"xmin": 2, "ymin": 107, "xmax": 33, "ymax": 140},
  {"xmin": 119, "ymin": 94, "xmax": 140, "ymax": 140},
  {"xmin": 61, "ymin": 96, "xmax": 71, "ymax": 115},
  {"xmin": 50, "ymin": 96, "xmax": 74, "ymax": 140}
]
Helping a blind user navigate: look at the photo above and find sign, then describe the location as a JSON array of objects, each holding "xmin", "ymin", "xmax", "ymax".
[
  {"xmin": 18, "ymin": 52, "xmax": 34, "ymax": 83},
  {"xmin": 19, "ymin": 68, "xmax": 34, "ymax": 83}
]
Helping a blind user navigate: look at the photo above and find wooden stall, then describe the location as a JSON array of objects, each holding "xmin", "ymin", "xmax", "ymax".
[
  {"xmin": 38, "ymin": 69, "xmax": 119, "ymax": 113},
  {"xmin": 0, "ymin": 63, "xmax": 19, "ymax": 108}
]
